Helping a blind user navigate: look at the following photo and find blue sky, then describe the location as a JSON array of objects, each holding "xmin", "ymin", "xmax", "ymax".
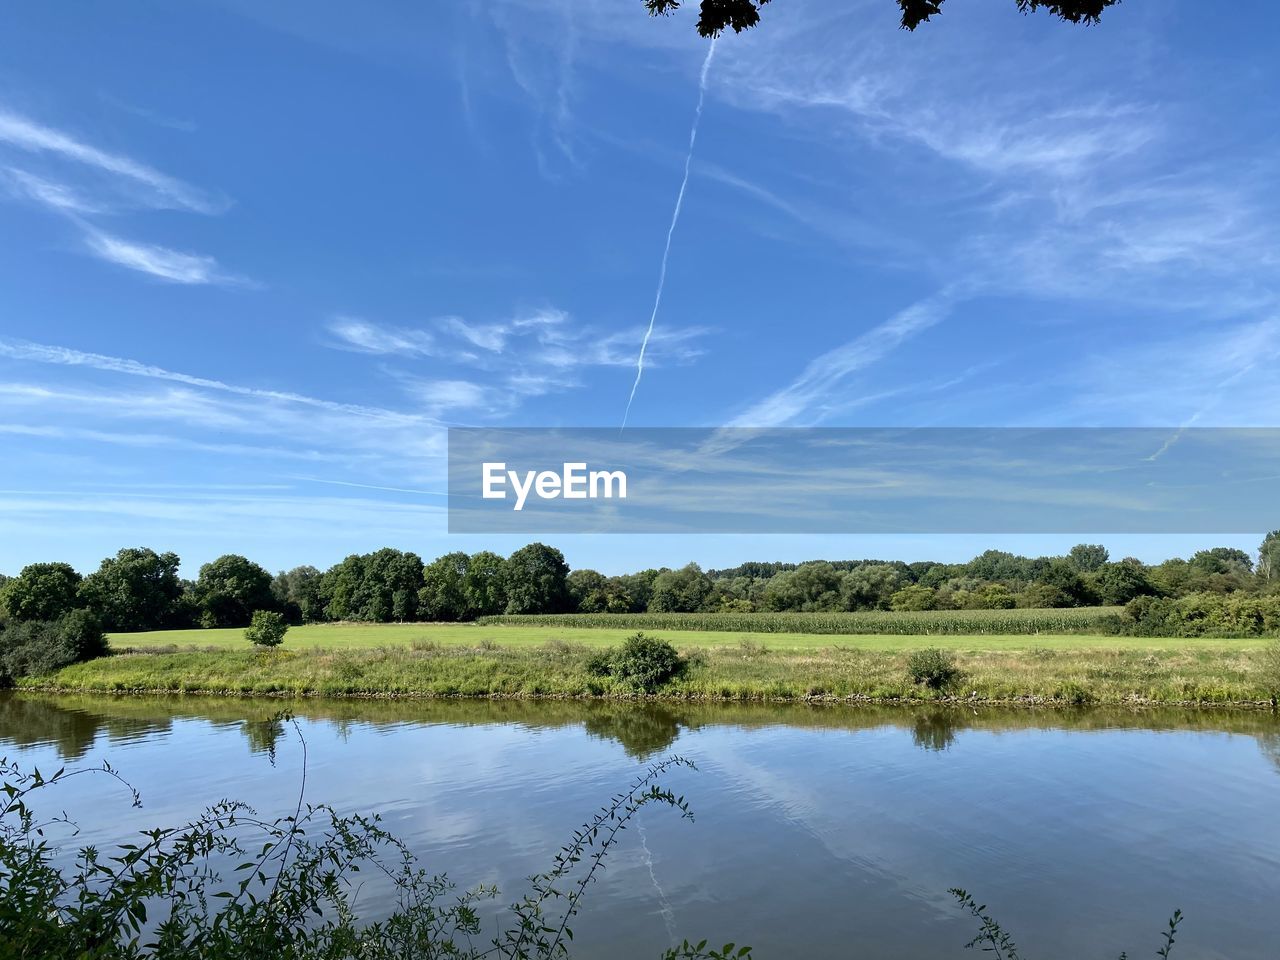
[{"xmin": 2, "ymin": 0, "xmax": 1278, "ymax": 577}]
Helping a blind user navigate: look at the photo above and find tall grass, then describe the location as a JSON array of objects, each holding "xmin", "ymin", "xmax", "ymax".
[{"xmin": 476, "ymin": 608, "xmax": 1123, "ymax": 636}]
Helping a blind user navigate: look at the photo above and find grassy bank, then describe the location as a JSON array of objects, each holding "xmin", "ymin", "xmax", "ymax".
[{"xmin": 19, "ymin": 638, "xmax": 1280, "ymax": 707}]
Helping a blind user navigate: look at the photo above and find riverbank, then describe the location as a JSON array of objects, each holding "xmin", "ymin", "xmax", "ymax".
[{"xmin": 17, "ymin": 640, "xmax": 1279, "ymax": 708}]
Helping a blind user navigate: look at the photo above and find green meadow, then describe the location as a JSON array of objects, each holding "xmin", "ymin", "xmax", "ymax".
[
  {"xmin": 105, "ymin": 618, "xmax": 1273, "ymax": 653},
  {"xmin": 19, "ymin": 616, "xmax": 1276, "ymax": 707}
]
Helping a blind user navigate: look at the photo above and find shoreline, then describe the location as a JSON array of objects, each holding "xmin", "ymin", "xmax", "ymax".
[
  {"xmin": 14, "ymin": 682, "xmax": 1279, "ymax": 711},
  {"xmin": 15, "ymin": 641, "xmax": 1279, "ymax": 711}
]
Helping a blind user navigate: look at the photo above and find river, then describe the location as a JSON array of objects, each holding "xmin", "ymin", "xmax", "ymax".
[{"xmin": 2, "ymin": 693, "xmax": 1278, "ymax": 959}]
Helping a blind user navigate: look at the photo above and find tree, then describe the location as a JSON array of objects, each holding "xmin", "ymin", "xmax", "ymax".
[
  {"xmin": 0, "ymin": 562, "xmax": 82, "ymax": 622},
  {"xmin": 367, "ymin": 548, "xmax": 425, "ymax": 622},
  {"xmin": 0, "ymin": 609, "xmax": 108, "ymax": 682},
  {"xmin": 271, "ymin": 566, "xmax": 327, "ymax": 623},
  {"xmin": 890, "ymin": 584, "xmax": 938, "ymax": 611},
  {"xmin": 1035, "ymin": 559, "xmax": 1093, "ymax": 607},
  {"xmin": 643, "ymin": 0, "xmax": 1120, "ymax": 38},
  {"xmin": 464, "ymin": 551, "xmax": 508, "ymax": 617},
  {"xmin": 78, "ymin": 547, "xmax": 183, "ymax": 632},
  {"xmin": 568, "ymin": 569, "xmax": 611, "ymax": 613},
  {"xmin": 761, "ymin": 562, "xmax": 843, "ymax": 612},
  {"xmin": 1092, "ymin": 559, "xmax": 1155, "ymax": 605},
  {"xmin": 1261, "ymin": 530, "xmax": 1280, "ymax": 583},
  {"xmin": 245, "ymin": 609, "xmax": 288, "ymax": 648},
  {"xmin": 420, "ymin": 552, "xmax": 471, "ymax": 621},
  {"xmin": 324, "ymin": 549, "xmax": 425, "ymax": 622},
  {"xmin": 839, "ymin": 563, "xmax": 907, "ymax": 611},
  {"xmin": 972, "ymin": 584, "xmax": 1017, "ymax": 610},
  {"xmin": 504, "ymin": 543, "xmax": 571, "ymax": 615},
  {"xmin": 1067, "ymin": 544, "xmax": 1110, "ymax": 574},
  {"xmin": 193, "ymin": 554, "xmax": 275, "ymax": 628},
  {"xmin": 1189, "ymin": 547, "xmax": 1253, "ymax": 577},
  {"xmin": 649, "ymin": 563, "xmax": 714, "ymax": 613}
]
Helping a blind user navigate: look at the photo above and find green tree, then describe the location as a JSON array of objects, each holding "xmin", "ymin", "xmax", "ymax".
[
  {"xmin": 464, "ymin": 550, "xmax": 508, "ymax": 617},
  {"xmin": 1190, "ymin": 547, "xmax": 1253, "ymax": 577},
  {"xmin": 761, "ymin": 562, "xmax": 843, "ymax": 612},
  {"xmin": 890, "ymin": 584, "xmax": 938, "ymax": 611},
  {"xmin": 1261, "ymin": 530, "xmax": 1280, "ymax": 584},
  {"xmin": 0, "ymin": 609, "xmax": 108, "ymax": 683},
  {"xmin": 504, "ymin": 543, "xmax": 571, "ymax": 615},
  {"xmin": 271, "ymin": 565, "xmax": 327, "ymax": 623},
  {"xmin": 0, "ymin": 562, "xmax": 83, "ymax": 622},
  {"xmin": 972, "ymin": 584, "xmax": 1017, "ymax": 610},
  {"xmin": 1092, "ymin": 558, "xmax": 1155, "ymax": 605},
  {"xmin": 244, "ymin": 609, "xmax": 288, "ymax": 648},
  {"xmin": 324, "ymin": 549, "xmax": 424, "ymax": 622},
  {"xmin": 78, "ymin": 547, "xmax": 183, "ymax": 632},
  {"xmin": 1067, "ymin": 543, "xmax": 1110, "ymax": 574},
  {"xmin": 1035, "ymin": 558, "xmax": 1093, "ymax": 607},
  {"xmin": 643, "ymin": 0, "xmax": 1119, "ymax": 37},
  {"xmin": 193, "ymin": 555, "xmax": 275, "ymax": 628},
  {"xmin": 367, "ymin": 548, "xmax": 425, "ymax": 622},
  {"xmin": 649, "ymin": 563, "xmax": 714, "ymax": 613},
  {"xmin": 420, "ymin": 552, "xmax": 471, "ymax": 621},
  {"xmin": 568, "ymin": 569, "xmax": 610, "ymax": 613},
  {"xmin": 839, "ymin": 563, "xmax": 907, "ymax": 611}
]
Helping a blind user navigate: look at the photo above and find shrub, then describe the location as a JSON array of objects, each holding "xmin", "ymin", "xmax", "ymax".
[
  {"xmin": 587, "ymin": 633, "xmax": 684, "ymax": 692},
  {"xmin": 245, "ymin": 609, "xmax": 289, "ymax": 648},
  {"xmin": 906, "ymin": 647, "xmax": 962, "ymax": 691},
  {"xmin": 0, "ymin": 609, "xmax": 108, "ymax": 683}
]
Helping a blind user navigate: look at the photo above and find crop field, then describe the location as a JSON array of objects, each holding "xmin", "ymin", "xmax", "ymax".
[
  {"xmin": 104, "ymin": 614, "xmax": 1274, "ymax": 655},
  {"xmin": 475, "ymin": 608, "xmax": 1125, "ymax": 635}
]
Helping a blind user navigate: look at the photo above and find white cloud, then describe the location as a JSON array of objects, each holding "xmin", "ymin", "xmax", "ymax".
[
  {"xmin": 442, "ymin": 316, "xmax": 509, "ymax": 352},
  {"xmin": 727, "ymin": 291, "xmax": 958, "ymax": 427},
  {"xmin": 83, "ymin": 229, "xmax": 235, "ymax": 285},
  {"xmin": 328, "ymin": 317, "xmax": 436, "ymax": 357},
  {"xmin": 407, "ymin": 379, "xmax": 490, "ymax": 414},
  {"xmin": 0, "ymin": 106, "xmax": 220, "ymax": 213},
  {"xmin": 2, "ymin": 167, "xmax": 105, "ymax": 214}
]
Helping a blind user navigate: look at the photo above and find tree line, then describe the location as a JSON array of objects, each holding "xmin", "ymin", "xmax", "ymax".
[{"xmin": 1, "ymin": 533, "xmax": 1277, "ymax": 633}]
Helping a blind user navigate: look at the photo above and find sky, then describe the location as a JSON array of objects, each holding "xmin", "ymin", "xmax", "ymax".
[{"xmin": 2, "ymin": 0, "xmax": 1278, "ymax": 577}]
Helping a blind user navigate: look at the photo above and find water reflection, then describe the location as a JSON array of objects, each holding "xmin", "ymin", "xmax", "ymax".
[{"xmin": 4, "ymin": 693, "xmax": 1278, "ymax": 771}]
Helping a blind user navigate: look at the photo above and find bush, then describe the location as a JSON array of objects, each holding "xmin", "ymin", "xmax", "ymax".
[
  {"xmin": 906, "ymin": 647, "xmax": 962, "ymax": 691},
  {"xmin": 1110, "ymin": 592, "xmax": 1280, "ymax": 638},
  {"xmin": 586, "ymin": 633, "xmax": 684, "ymax": 692},
  {"xmin": 245, "ymin": 610, "xmax": 289, "ymax": 648},
  {"xmin": 0, "ymin": 609, "xmax": 108, "ymax": 683}
]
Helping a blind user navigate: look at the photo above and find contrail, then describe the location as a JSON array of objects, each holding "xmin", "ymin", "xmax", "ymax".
[
  {"xmin": 637, "ymin": 820, "xmax": 678, "ymax": 945},
  {"xmin": 622, "ymin": 39, "xmax": 717, "ymax": 429}
]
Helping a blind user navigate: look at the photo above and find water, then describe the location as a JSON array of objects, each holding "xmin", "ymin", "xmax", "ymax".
[{"xmin": 2, "ymin": 693, "xmax": 1278, "ymax": 959}]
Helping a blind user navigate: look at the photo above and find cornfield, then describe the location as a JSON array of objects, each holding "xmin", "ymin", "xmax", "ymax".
[{"xmin": 475, "ymin": 607, "xmax": 1123, "ymax": 636}]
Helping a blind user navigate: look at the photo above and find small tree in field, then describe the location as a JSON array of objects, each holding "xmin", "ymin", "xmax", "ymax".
[{"xmin": 245, "ymin": 609, "xmax": 288, "ymax": 648}]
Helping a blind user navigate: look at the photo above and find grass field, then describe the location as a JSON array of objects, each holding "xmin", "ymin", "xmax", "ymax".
[
  {"xmin": 13, "ymin": 618, "xmax": 1271, "ymax": 706},
  {"xmin": 107, "ymin": 620, "xmax": 1273, "ymax": 653}
]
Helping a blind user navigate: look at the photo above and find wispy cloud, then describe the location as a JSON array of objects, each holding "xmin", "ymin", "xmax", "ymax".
[
  {"xmin": 1, "ymin": 167, "xmax": 105, "ymax": 214},
  {"xmin": 82, "ymin": 229, "xmax": 239, "ymax": 285},
  {"xmin": 320, "ymin": 308, "xmax": 709, "ymax": 419},
  {"xmin": 0, "ymin": 106, "xmax": 220, "ymax": 213},
  {"xmin": 0, "ymin": 104, "xmax": 239, "ymax": 285},
  {"xmin": 727, "ymin": 291, "xmax": 959, "ymax": 427},
  {"xmin": 328, "ymin": 317, "xmax": 436, "ymax": 357},
  {"xmin": 0, "ymin": 337, "xmax": 433, "ymax": 427}
]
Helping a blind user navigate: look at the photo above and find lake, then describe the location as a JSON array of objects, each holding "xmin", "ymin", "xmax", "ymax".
[{"xmin": 2, "ymin": 693, "xmax": 1278, "ymax": 959}]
